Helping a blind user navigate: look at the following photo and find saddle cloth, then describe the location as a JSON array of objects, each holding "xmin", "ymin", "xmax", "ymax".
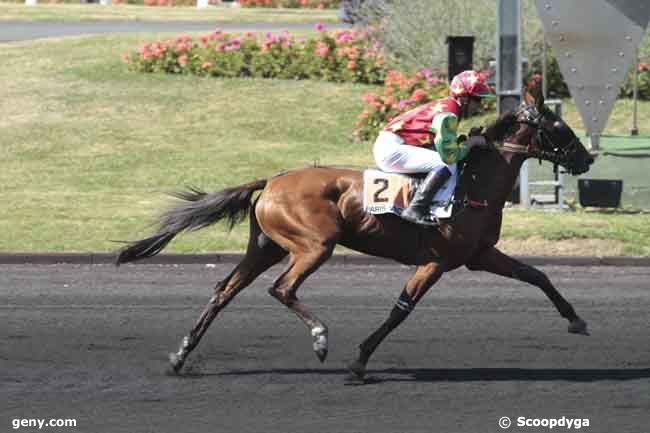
[{"xmin": 363, "ymin": 169, "xmax": 454, "ymax": 220}]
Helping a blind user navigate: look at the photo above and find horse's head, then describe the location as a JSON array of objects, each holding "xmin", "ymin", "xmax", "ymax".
[{"xmin": 490, "ymin": 90, "xmax": 594, "ymax": 175}]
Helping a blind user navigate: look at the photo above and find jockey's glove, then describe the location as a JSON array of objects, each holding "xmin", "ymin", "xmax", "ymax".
[
  {"xmin": 469, "ymin": 126, "xmax": 484, "ymax": 136},
  {"xmin": 466, "ymin": 134, "xmax": 488, "ymax": 149}
]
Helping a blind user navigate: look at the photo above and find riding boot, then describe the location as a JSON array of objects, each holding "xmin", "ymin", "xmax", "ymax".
[{"xmin": 401, "ymin": 166, "xmax": 452, "ymax": 226}]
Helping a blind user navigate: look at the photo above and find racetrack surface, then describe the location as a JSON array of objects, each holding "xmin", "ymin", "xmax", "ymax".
[{"xmin": 1, "ymin": 263, "xmax": 649, "ymax": 433}]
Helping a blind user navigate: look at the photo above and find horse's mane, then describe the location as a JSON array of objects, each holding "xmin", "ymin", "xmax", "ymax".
[{"xmin": 482, "ymin": 111, "xmax": 518, "ymax": 143}]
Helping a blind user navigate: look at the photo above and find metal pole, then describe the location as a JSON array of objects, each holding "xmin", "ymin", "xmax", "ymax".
[
  {"xmin": 631, "ymin": 48, "xmax": 639, "ymax": 136},
  {"xmin": 520, "ymin": 160, "xmax": 530, "ymax": 208},
  {"xmin": 542, "ymin": 37, "xmax": 548, "ymax": 98}
]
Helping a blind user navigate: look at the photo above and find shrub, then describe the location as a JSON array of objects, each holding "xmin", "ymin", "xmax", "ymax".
[
  {"xmin": 124, "ymin": 25, "xmax": 386, "ymax": 84},
  {"xmin": 353, "ymin": 69, "xmax": 450, "ymax": 142},
  {"xmin": 620, "ymin": 62, "xmax": 650, "ymax": 100}
]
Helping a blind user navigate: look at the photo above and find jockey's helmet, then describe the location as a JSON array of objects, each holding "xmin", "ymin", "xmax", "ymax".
[{"xmin": 450, "ymin": 70, "xmax": 494, "ymax": 99}]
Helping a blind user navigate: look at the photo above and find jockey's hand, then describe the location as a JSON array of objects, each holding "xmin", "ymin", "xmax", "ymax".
[{"xmin": 469, "ymin": 126, "xmax": 484, "ymax": 136}]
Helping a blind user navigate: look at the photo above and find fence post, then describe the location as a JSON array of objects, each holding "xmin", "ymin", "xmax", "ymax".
[{"xmin": 631, "ymin": 48, "xmax": 639, "ymax": 136}]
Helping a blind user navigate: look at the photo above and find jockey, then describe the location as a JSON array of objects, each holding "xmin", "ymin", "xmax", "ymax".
[{"xmin": 373, "ymin": 70, "xmax": 495, "ymax": 225}]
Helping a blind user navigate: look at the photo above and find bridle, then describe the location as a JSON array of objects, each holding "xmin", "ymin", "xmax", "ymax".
[{"xmin": 500, "ymin": 104, "xmax": 583, "ymax": 171}]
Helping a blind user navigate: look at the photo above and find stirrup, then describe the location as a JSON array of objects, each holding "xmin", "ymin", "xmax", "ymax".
[{"xmin": 400, "ymin": 206, "xmax": 438, "ymax": 226}]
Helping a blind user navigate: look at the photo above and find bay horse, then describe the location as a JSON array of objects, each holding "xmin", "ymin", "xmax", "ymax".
[{"xmin": 116, "ymin": 91, "xmax": 594, "ymax": 379}]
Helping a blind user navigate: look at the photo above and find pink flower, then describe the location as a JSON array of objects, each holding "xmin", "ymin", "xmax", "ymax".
[
  {"xmin": 121, "ymin": 53, "xmax": 130, "ymax": 64},
  {"xmin": 315, "ymin": 22, "xmax": 327, "ymax": 33},
  {"xmin": 138, "ymin": 43, "xmax": 151, "ymax": 55},
  {"xmin": 398, "ymin": 99, "xmax": 412, "ymax": 109},
  {"xmin": 347, "ymin": 60, "xmax": 357, "ymax": 70},
  {"xmin": 315, "ymin": 41, "xmax": 329, "ymax": 57},
  {"xmin": 201, "ymin": 61, "xmax": 213, "ymax": 69},
  {"xmin": 178, "ymin": 55, "xmax": 188, "ymax": 66}
]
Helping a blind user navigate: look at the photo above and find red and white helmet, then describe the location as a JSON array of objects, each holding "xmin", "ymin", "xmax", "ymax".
[{"xmin": 450, "ymin": 70, "xmax": 494, "ymax": 99}]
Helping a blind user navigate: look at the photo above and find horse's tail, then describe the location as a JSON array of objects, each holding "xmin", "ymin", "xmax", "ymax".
[{"xmin": 115, "ymin": 179, "xmax": 267, "ymax": 265}]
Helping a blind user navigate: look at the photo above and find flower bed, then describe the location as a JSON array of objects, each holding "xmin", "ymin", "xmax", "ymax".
[
  {"xmin": 123, "ymin": 24, "xmax": 385, "ymax": 84},
  {"xmin": 621, "ymin": 62, "xmax": 650, "ymax": 100},
  {"xmin": 352, "ymin": 69, "xmax": 450, "ymax": 141},
  {"xmin": 238, "ymin": 0, "xmax": 340, "ymax": 8},
  {"xmin": 125, "ymin": 25, "xmax": 500, "ymax": 142}
]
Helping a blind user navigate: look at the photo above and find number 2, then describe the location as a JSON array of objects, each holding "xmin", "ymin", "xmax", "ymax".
[{"xmin": 373, "ymin": 178, "xmax": 389, "ymax": 202}]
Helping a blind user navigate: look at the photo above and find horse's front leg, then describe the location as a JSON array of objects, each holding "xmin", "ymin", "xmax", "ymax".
[
  {"xmin": 466, "ymin": 246, "xmax": 589, "ymax": 335},
  {"xmin": 348, "ymin": 262, "xmax": 444, "ymax": 381}
]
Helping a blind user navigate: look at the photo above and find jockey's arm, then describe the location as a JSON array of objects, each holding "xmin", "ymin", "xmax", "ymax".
[{"xmin": 430, "ymin": 112, "xmax": 469, "ymax": 165}]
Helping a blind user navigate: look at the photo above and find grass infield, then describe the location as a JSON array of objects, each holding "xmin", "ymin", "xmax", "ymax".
[{"xmin": 1, "ymin": 33, "xmax": 649, "ymax": 256}]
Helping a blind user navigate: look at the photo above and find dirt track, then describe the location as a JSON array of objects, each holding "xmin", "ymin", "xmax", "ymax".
[{"xmin": 1, "ymin": 263, "xmax": 649, "ymax": 433}]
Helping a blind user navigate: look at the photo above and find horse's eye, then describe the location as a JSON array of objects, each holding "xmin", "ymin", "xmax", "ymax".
[{"xmin": 553, "ymin": 121, "xmax": 564, "ymax": 130}]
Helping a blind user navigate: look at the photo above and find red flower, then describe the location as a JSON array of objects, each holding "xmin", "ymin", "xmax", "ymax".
[{"xmin": 411, "ymin": 88, "xmax": 427, "ymax": 102}]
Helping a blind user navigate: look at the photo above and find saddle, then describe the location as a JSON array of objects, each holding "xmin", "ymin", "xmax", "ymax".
[{"xmin": 363, "ymin": 161, "xmax": 489, "ymax": 225}]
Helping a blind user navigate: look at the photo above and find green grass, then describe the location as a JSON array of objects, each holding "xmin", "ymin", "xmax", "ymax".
[
  {"xmin": 0, "ymin": 32, "xmax": 371, "ymax": 253},
  {"xmin": 1, "ymin": 34, "xmax": 650, "ymax": 255},
  {"xmin": 501, "ymin": 209, "xmax": 650, "ymax": 257},
  {"xmin": 0, "ymin": 2, "xmax": 339, "ymax": 22}
]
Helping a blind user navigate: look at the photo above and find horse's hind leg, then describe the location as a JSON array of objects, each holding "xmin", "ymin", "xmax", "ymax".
[
  {"xmin": 267, "ymin": 244, "xmax": 336, "ymax": 362},
  {"xmin": 169, "ymin": 219, "xmax": 287, "ymax": 373},
  {"xmin": 256, "ymin": 191, "xmax": 342, "ymax": 362},
  {"xmin": 466, "ymin": 247, "xmax": 588, "ymax": 335}
]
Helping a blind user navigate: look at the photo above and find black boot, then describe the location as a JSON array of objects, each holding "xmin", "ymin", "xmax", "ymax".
[{"xmin": 401, "ymin": 167, "xmax": 452, "ymax": 226}]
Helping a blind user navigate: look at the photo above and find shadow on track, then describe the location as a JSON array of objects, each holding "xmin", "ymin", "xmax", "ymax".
[{"xmin": 189, "ymin": 368, "xmax": 650, "ymax": 383}]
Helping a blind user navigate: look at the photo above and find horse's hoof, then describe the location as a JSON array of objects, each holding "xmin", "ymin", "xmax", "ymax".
[
  {"xmin": 347, "ymin": 360, "xmax": 366, "ymax": 381},
  {"xmin": 168, "ymin": 352, "xmax": 185, "ymax": 373},
  {"xmin": 311, "ymin": 326, "xmax": 328, "ymax": 362},
  {"xmin": 315, "ymin": 348, "xmax": 328, "ymax": 363},
  {"xmin": 568, "ymin": 318, "xmax": 590, "ymax": 336}
]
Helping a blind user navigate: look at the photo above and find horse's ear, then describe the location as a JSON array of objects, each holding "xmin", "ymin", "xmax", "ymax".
[
  {"xmin": 523, "ymin": 87, "xmax": 535, "ymax": 106},
  {"xmin": 534, "ymin": 82, "xmax": 545, "ymax": 112}
]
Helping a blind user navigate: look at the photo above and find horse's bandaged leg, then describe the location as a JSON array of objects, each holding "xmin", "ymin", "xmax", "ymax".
[{"xmin": 395, "ymin": 289, "xmax": 416, "ymax": 312}]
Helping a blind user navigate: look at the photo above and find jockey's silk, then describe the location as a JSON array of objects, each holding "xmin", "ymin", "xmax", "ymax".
[
  {"xmin": 383, "ymin": 98, "xmax": 461, "ymax": 146},
  {"xmin": 383, "ymin": 98, "xmax": 467, "ymax": 165}
]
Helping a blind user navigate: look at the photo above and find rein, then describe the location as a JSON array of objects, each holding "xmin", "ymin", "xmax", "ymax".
[
  {"xmin": 499, "ymin": 141, "xmax": 530, "ymax": 154},
  {"xmin": 493, "ymin": 105, "xmax": 582, "ymax": 171}
]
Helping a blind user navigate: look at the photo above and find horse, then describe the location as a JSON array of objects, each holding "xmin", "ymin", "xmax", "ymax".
[{"xmin": 116, "ymin": 90, "xmax": 594, "ymax": 379}]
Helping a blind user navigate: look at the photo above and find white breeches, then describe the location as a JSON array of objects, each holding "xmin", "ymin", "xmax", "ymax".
[{"xmin": 373, "ymin": 131, "xmax": 458, "ymax": 202}]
